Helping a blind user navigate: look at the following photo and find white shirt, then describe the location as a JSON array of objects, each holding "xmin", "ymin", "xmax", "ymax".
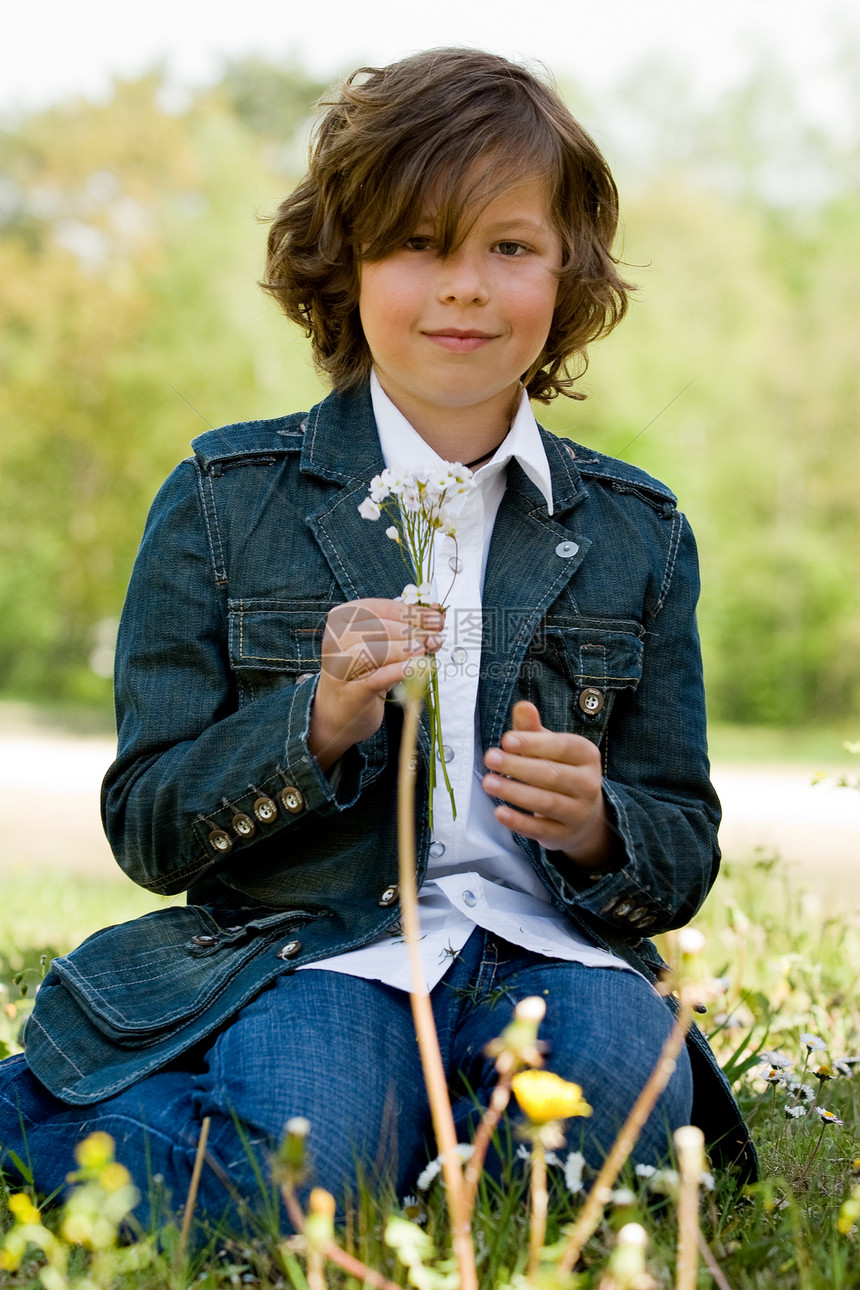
[{"xmin": 301, "ymin": 372, "xmax": 633, "ymax": 991}]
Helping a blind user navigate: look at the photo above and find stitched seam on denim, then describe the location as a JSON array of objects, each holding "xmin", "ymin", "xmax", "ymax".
[
  {"xmin": 283, "ymin": 685, "xmax": 319, "ymax": 779},
  {"xmin": 195, "ymin": 464, "xmax": 227, "ymax": 584},
  {"xmin": 26, "ymin": 1014, "xmax": 85, "ymax": 1077},
  {"xmin": 305, "ymin": 402, "xmax": 362, "ymax": 483},
  {"xmin": 317, "ymin": 513, "xmax": 360, "ymax": 599},
  {"xmin": 653, "ymin": 510, "xmax": 682, "ymax": 618},
  {"xmin": 137, "ymin": 855, "xmax": 215, "ymax": 892}
]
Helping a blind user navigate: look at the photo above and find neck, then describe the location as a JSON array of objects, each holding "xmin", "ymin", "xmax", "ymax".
[
  {"xmin": 463, "ymin": 438, "xmax": 509, "ymax": 470},
  {"xmin": 371, "ymin": 371, "xmax": 521, "ymax": 464}
]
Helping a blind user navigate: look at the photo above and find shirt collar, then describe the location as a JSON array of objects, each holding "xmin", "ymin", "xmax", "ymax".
[{"xmin": 369, "ymin": 371, "xmax": 554, "ymax": 515}]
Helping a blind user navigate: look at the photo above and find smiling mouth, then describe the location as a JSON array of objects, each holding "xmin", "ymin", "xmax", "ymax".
[{"xmin": 423, "ymin": 329, "xmax": 497, "ymax": 352}]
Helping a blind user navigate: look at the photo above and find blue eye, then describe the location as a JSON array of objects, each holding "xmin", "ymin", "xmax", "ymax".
[{"xmin": 496, "ymin": 241, "xmax": 525, "ymax": 257}]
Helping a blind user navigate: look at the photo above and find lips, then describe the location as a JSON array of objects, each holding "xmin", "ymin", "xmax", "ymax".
[{"xmin": 423, "ymin": 328, "xmax": 497, "ymax": 353}]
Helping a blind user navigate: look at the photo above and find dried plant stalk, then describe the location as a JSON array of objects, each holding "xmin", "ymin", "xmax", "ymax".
[
  {"xmin": 674, "ymin": 1125, "xmax": 704, "ymax": 1290},
  {"xmin": 397, "ymin": 692, "xmax": 478, "ymax": 1290}
]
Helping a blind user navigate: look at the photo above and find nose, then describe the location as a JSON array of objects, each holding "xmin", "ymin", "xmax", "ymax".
[{"xmin": 436, "ymin": 248, "xmax": 489, "ymax": 306}]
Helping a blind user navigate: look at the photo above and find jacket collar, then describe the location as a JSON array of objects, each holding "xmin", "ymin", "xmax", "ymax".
[{"xmin": 299, "ymin": 383, "xmax": 588, "ymax": 519}]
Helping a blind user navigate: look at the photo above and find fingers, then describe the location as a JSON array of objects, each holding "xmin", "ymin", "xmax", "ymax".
[
  {"xmin": 322, "ymin": 599, "xmax": 444, "ymax": 685},
  {"xmin": 482, "ymin": 702, "xmax": 605, "ymax": 854}
]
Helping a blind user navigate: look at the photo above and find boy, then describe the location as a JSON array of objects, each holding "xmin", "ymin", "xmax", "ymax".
[{"xmin": 0, "ymin": 48, "xmax": 753, "ymax": 1233}]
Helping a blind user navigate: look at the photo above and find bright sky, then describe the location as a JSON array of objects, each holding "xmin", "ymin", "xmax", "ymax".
[{"xmin": 2, "ymin": 0, "xmax": 856, "ymax": 133}]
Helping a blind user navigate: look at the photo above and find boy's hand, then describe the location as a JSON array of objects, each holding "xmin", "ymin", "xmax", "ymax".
[
  {"xmin": 309, "ymin": 599, "xmax": 444, "ymax": 770},
  {"xmin": 482, "ymin": 700, "xmax": 622, "ymax": 871}
]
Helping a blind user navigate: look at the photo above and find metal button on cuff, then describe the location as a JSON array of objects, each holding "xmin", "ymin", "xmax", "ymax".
[
  {"xmin": 208, "ymin": 828, "xmax": 233, "ymax": 854},
  {"xmin": 280, "ymin": 786, "xmax": 305, "ymax": 814},
  {"xmin": 231, "ymin": 812, "xmax": 256, "ymax": 838},
  {"xmin": 191, "ymin": 934, "xmax": 218, "ymax": 948},
  {"xmin": 378, "ymin": 885, "xmax": 399, "ymax": 907},
  {"xmin": 555, "ymin": 540, "xmax": 579, "ymax": 558},
  {"xmin": 253, "ymin": 796, "xmax": 278, "ymax": 823},
  {"xmin": 276, "ymin": 940, "xmax": 302, "ymax": 960}
]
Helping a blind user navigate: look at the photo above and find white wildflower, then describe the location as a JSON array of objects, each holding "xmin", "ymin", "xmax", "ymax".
[
  {"xmin": 564, "ymin": 1151, "xmax": 585, "ymax": 1195},
  {"xmin": 416, "ymin": 1144, "xmax": 474, "ymax": 1192},
  {"xmin": 800, "ymin": 1032, "xmax": 827, "ymax": 1052},
  {"xmin": 357, "ymin": 497, "xmax": 381, "ymax": 521},
  {"xmin": 385, "ymin": 525, "xmax": 400, "ymax": 542},
  {"xmin": 677, "ymin": 927, "xmax": 706, "ymax": 955}
]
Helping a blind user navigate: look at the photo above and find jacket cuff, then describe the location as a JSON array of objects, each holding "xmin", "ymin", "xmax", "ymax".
[
  {"xmin": 189, "ymin": 675, "xmax": 363, "ymax": 865},
  {"xmin": 548, "ymin": 782, "xmax": 669, "ymax": 936}
]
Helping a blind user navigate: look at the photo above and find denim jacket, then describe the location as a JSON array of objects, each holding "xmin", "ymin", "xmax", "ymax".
[{"xmin": 24, "ymin": 384, "xmax": 754, "ymax": 1176}]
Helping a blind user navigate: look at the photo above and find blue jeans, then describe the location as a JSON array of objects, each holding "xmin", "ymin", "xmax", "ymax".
[{"xmin": 0, "ymin": 929, "xmax": 691, "ymax": 1234}]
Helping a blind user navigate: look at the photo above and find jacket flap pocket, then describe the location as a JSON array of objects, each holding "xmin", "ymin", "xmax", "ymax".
[
  {"xmin": 228, "ymin": 600, "xmax": 329, "ymax": 673},
  {"xmin": 50, "ymin": 905, "xmax": 305, "ymax": 1046},
  {"xmin": 537, "ymin": 626, "xmax": 644, "ymax": 690}
]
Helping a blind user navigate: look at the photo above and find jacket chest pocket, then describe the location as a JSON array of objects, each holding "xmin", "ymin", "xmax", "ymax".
[
  {"xmin": 520, "ymin": 625, "xmax": 644, "ymax": 745},
  {"xmin": 228, "ymin": 600, "xmax": 329, "ymax": 704}
]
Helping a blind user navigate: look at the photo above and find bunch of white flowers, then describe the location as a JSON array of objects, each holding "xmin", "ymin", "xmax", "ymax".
[{"xmin": 359, "ymin": 464, "xmax": 476, "ymax": 825}]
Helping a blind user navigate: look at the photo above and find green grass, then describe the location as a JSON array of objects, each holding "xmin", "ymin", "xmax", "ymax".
[{"xmin": 3, "ymin": 845, "xmax": 860, "ymax": 1286}]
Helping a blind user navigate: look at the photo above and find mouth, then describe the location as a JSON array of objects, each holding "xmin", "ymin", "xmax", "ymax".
[{"xmin": 422, "ymin": 328, "xmax": 497, "ymax": 353}]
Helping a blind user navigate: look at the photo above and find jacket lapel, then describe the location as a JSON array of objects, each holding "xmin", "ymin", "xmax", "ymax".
[
  {"xmin": 479, "ymin": 435, "xmax": 591, "ymax": 748},
  {"xmin": 301, "ymin": 386, "xmax": 414, "ymax": 602}
]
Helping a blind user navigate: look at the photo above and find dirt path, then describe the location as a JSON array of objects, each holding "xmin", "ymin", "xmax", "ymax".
[{"xmin": 1, "ymin": 732, "xmax": 858, "ymax": 905}]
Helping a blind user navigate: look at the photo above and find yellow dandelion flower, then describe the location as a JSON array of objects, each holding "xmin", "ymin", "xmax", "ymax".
[
  {"xmin": 8, "ymin": 1193, "xmax": 40, "ymax": 1226},
  {"xmin": 75, "ymin": 1131, "xmax": 115, "ymax": 1170},
  {"xmin": 512, "ymin": 1070, "xmax": 593, "ymax": 1125},
  {"xmin": 99, "ymin": 1161, "xmax": 132, "ymax": 1192}
]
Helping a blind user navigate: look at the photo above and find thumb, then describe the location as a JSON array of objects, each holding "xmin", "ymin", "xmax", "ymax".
[{"xmin": 511, "ymin": 700, "xmax": 545, "ymax": 734}]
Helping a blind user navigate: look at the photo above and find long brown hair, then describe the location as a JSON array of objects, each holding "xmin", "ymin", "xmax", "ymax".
[{"xmin": 262, "ymin": 48, "xmax": 632, "ymax": 402}]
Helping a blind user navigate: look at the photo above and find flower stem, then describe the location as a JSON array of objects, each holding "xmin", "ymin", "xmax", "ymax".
[
  {"xmin": 175, "ymin": 1115, "xmax": 210, "ymax": 1268},
  {"xmin": 462, "ymin": 1071, "xmax": 514, "ymax": 1213},
  {"xmin": 526, "ymin": 1140, "xmax": 548, "ymax": 1286},
  {"xmin": 397, "ymin": 694, "xmax": 477, "ymax": 1290},
  {"xmin": 674, "ymin": 1125, "xmax": 704, "ymax": 1290}
]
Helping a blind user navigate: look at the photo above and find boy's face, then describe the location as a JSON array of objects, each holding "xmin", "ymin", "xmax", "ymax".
[{"xmin": 358, "ymin": 176, "xmax": 562, "ymax": 442}]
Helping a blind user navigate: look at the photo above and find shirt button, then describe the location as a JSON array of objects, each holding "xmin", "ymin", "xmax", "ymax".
[
  {"xmin": 462, "ymin": 890, "xmax": 477, "ymax": 908},
  {"xmin": 555, "ymin": 540, "xmax": 579, "ymax": 558},
  {"xmin": 451, "ymin": 646, "xmax": 468, "ymax": 664},
  {"xmin": 208, "ymin": 828, "xmax": 233, "ymax": 854},
  {"xmin": 578, "ymin": 687, "xmax": 605, "ymax": 715},
  {"xmin": 191, "ymin": 934, "xmax": 218, "ymax": 947},
  {"xmin": 437, "ymin": 744, "xmax": 454, "ymax": 762},
  {"xmin": 280, "ymin": 785, "xmax": 305, "ymax": 814},
  {"xmin": 378, "ymin": 884, "xmax": 399, "ymax": 907},
  {"xmin": 253, "ymin": 796, "xmax": 278, "ymax": 823},
  {"xmin": 276, "ymin": 940, "xmax": 302, "ymax": 960},
  {"xmin": 231, "ymin": 813, "xmax": 256, "ymax": 838},
  {"xmin": 448, "ymin": 557, "xmax": 463, "ymax": 573},
  {"xmin": 428, "ymin": 841, "xmax": 446, "ymax": 858}
]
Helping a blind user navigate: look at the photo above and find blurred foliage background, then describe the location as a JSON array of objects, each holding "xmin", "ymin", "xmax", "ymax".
[{"xmin": 0, "ymin": 55, "xmax": 857, "ymax": 727}]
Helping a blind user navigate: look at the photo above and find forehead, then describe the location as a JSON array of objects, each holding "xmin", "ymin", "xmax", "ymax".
[{"xmin": 419, "ymin": 163, "xmax": 556, "ymax": 233}]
